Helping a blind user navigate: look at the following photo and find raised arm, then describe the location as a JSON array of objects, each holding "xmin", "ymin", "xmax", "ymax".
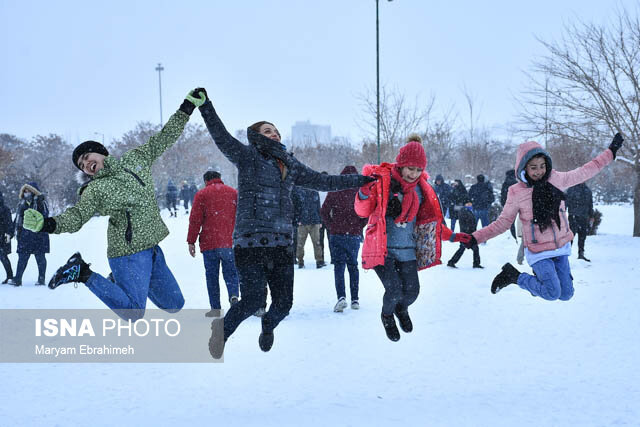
[{"xmin": 198, "ymin": 97, "xmax": 250, "ymax": 166}]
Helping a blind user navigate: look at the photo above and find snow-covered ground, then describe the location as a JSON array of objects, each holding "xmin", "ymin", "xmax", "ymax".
[{"xmin": 1, "ymin": 204, "xmax": 638, "ymax": 426}]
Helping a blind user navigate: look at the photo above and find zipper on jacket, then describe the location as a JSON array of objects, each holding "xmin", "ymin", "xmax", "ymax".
[
  {"xmin": 125, "ymin": 210, "xmax": 133, "ymax": 244},
  {"xmin": 530, "ymin": 223, "xmax": 538, "ymax": 243},
  {"xmin": 124, "ymin": 168, "xmax": 146, "ymax": 186}
]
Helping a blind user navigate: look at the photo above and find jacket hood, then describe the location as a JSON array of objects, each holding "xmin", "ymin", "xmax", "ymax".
[
  {"xmin": 515, "ymin": 141, "xmax": 552, "ymax": 184},
  {"xmin": 435, "ymin": 174, "xmax": 445, "ymax": 183},
  {"xmin": 19, "ymin": 183, "xmax": 42, "ymax": 199},
  {"xmin": 341, "ymin": 165, "xmax": 358, "ymax": 175},
  {"xmin": 476, "ymin": 174, "xmax": 485, "ymax": 183}
]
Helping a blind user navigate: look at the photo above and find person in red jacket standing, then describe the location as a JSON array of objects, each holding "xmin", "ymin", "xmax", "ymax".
[
  {"xmin": 187, "ymin": 170, "xmax": 239, "ymax": 317},
  {"xmin": 321, "ymin": 165, "xmax": 368, "ymax": 312}
]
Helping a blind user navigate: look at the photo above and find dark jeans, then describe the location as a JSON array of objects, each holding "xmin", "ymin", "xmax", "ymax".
[
  {"xmin": 223, "ymin": 246, "xmax": 294, "ymax": 340},
  {"xmin": 15, "ymin": 253, "xmax": 46, "ymax": 283},
  {"xmin": 329, "ymin": 234, "xmax": 361, "ymax": 301},
  {"xmin": 203, "ymin": 248, "xmax": 239, "ymax": 310},
  {"xmin": 183, "ymin": 198, "xmax": 190, "ymax": 210},
  {"xmin": 374, "ymin": 258, "xmax": 420, "ymax": 316},
  {"xmin": 448, "ymin": 243, "xmax": 480, "ymax": 266},
  {"xmin": 0, "ymin": 250, "xmax": 12, "ymax": 279},
  {"xmin": 569, "ymin": 215, "xmax": 589, "ymax": 253},
  {"xmin": 474, "ymin": 209, "xmax": 490, "ymax": 228}
]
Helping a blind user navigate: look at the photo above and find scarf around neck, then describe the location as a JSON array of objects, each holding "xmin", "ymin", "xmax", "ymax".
[{"xmin": 390, "ymin": 167, "xmax": 420, "ymax": 224}]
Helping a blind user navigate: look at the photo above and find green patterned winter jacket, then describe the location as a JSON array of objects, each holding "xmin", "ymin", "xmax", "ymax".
[{"xmin": 52, "ymin": 110, "xmax": 189, "ymax": 258}]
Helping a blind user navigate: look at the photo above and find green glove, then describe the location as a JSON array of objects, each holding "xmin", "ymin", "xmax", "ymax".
[
  {"xmin": 23, "ymin": 209, "xmax": 44, "ymax": 232},
  {"xmin": 186, "ymin": 88, "xmax": 207, "ymax": 107}
]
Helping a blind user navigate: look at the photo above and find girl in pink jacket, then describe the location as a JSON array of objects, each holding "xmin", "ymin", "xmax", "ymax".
[{"xmin": 469, "ymin": 134, "xmax": 624, "ymax": 299}]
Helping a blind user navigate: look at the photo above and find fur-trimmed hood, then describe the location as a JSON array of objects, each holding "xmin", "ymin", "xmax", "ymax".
[{"xmin": 19, "ymin": 183, "xmax": 42, "ymax": 199}]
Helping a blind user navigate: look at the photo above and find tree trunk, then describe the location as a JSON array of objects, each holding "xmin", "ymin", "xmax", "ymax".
[{"xmin": 634, "ymin": 165, "xmax": 640, "ymax": 237}]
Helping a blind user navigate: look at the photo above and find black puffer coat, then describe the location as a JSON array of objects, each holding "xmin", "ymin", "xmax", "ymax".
[
  {"xmin": 0, "ymin": 192, "xmax": 13, "ymax": 254},
  {"xmin": 199, "ymin": 100, "xmax": 369, "ymax": 248},
  {"xmin": 15, "ymin": 183, "xmax": 50, "ymax": 254},
  {"xmin": 500, "ymin": 169, "xmax": 517, "ymax": 206},
  {"xmin": 566, "ymin": 183, "xmax": 593, "ymax": 218}
]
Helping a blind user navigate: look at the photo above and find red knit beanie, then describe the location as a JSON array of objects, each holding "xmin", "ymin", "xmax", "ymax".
[{"xmin": 395, "ymin": 141, "xmax": 427, "ymax": 169}]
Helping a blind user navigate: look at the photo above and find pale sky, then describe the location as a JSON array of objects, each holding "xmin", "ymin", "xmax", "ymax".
[{"xmin": 1, "ymin": 0, "xmax": 635, "ymax": 146}]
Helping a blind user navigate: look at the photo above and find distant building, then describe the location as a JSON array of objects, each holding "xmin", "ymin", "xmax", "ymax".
[{"xmin": 291, "ymin": 120, "xmax": 331, "ymax": 146}]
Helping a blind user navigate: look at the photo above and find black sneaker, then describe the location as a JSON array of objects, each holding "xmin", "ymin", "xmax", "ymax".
[
  {"xmin": 7, "ymin": 278, "xmax": 21, "ymax": 287},
  {"xmin": 446, "ymin": 261, "xmax": 457, "ymax": 268},
  {"xmin": 578, "ymin": 252, "xmax": 591, "ymax": 262},
  {"xmin": 48, "ymin": 252, "xmax": 91, "ymax": 289},
  {"xmin": 316, "ymin": 261, "xmax": 326, "ymax": 269},
  {"xmin": 491, "ymin": 263, "xmax": 521, "ymax": 294},
  {"xmin": 381, "ymin": 313, "xmax": 400, "ymax": 342},
  {"xmin": 394, "ymin": 307, "xmax": 413, "ymax": 333},
  {"xmin": 298, "ymin": 261, "xmax": 304, "ymax": 269},
  {"xmin": 259, "ymin": 330, "xmax": 274, "ymax": 352},
  {"xmin": 1, "ymin": 277, "xmax": 12, "ymax": 284},
  {"xmin": 473, "ymin": 264, "xmax": 484, "ymax": 269}
]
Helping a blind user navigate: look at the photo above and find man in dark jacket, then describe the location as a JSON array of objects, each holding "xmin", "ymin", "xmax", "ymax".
[
  {"xmin": 180, "ymin": 181, "xmax": 191, "ymax": 213},
  {"xmin": 447, "ymin": 201, "xmax": 482, "ymax": 268},
  {"xmin": 566, "ymin": 182, "xmax": 594, "ymax": 261},
  {"xmin": 433, "ymin": 174, "xmax": 452, "ymax": 218},
  {"xmin": 10, "ymin": 182, "xmax": 49, "ymax": 286},
  {"xmin": 449, "ymin": 179, "xmax": 468, "ymax": 231},
  {"xmin": 292, "ymin": 186, "xmax": 325, "ymax": 269},
  {"xmin": 501, "ymin": 169, "xmax": 518, "ymax": 239},
  {"xmin": 187, "ymin": 171, "xmax": 239, "ymax": 315},
  {"xmin": 468, "ymin": 174, "xmax": 494, "ymax": 228},
  {"xmin": 0, "ymin": 191, "xmax": 14, "ymax": 284},
  {"xmin": 198, "ymin": 92, "xmax": 373, "ymax": 355},
  {"xmin": 320, "ymin": 166, "xmax": 368, "ymax": 312},
  {"xmin": 166, "ymin": 179, "xmax": 178, "ymax": 217}
]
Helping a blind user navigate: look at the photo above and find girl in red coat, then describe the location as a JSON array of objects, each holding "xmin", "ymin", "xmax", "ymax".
[{"xmin": 355, "ymin": 135, "xmax": 471, "ymax": 341}]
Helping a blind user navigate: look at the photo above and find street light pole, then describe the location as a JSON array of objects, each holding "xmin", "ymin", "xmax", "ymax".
[
  {"xmin": 376, "ymin": 0, "xmax": 393, "ymax": 164},
  {"xmin": 155, "ymin": 63, "xmax": 164, "ymax": 126}
]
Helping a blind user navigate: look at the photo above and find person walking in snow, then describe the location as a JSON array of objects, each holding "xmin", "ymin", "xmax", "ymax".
[
  {"xmin": 566, "ymin": 182, "xmax": 594, "ymax": 262},
  {"xmin": 447, "ymin": 201, "xmax": 482, "ymax": 269},
  {"xmin": 320, "ymin": 165, "xmax": 368, "ymax": 312},
  {"xmin": 433, "ymin": 174, "xmax": 452, "ymax": 219},
  {"xmin": 469, "ymin": 174, "xmax": 494, "ymax": 228},
  {"xmin": 355, "ymin": 134, "xmax": 471, "ymax": 342},
  {"xmin": 292, "ymin": 186, "xmax": 325, "ymax": 269},
  {"xmin": 187, "ymin": 170, "xmax": 240, "ymax": 316},
  {"xmin": 180, "ymin": 181, "xmax": 191, "ymax": 213},
  {"xmin": 10, "ymin": 182, "xmax": 49, "ymax": 286},
  {"xmin": 166, "ymin": 179, "xmax": 178, "ymax": 217},
  {"xmin": 449, "ymin": 179, "xmax": 469, "ymax": 232},
  {"xmin": 20, "ymin": 89, "xmax": 207, "ymax": 319},
  {"xmin": 196, "ymin": 89, "xmax": 374, "ymax": 356},
  {"xmin": 466, "ymin": 133, "xmax": 624, "ymax": 298},
  {"xmin": 0, "ymin": 191, "xmax": 14, "ymax": 284}
]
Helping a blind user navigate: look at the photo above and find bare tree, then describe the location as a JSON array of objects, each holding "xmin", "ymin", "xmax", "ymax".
[{"xmin": 518, "ymin": 6, "xmax": 640, "ymax": 236}]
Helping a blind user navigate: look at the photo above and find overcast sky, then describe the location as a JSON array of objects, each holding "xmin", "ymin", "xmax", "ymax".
[{"xmin": 1, "ymin": 0, "xmax": 636, "ymax": 146}]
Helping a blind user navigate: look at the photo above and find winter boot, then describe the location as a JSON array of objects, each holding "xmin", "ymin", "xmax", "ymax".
[
  {"xmin": 48, "ymin": 252, "xmax": 92, "ymax": 289},
  {"xmin": 333, "ymin": 297, "xmax": 348, "ymax": 313},
  {"xmin": 7, "ymin": 278, "xmax": 21, "ymax": 286},
  {"xmin": 298, "ymin": 261, "xmax": 304, "ymax": 269},
  {"xmin": 473, "ymin": 264, "xmax": 484, "ymax": 269},
  {"xmin": 316, "ymin": 261, "xmax": 326, "ymax": 269},
  {"xmin": 258, "ymin": 319, "xmax": 274, "ymax": 352},
  {"xmin": 208, "ymin": 317, "xmax": 225, "ymax": 359},
  {"xmin": 491, "ymin": 263, "xmax": 521, "ymax": 294},
  {"xmin": 351, "ymin": 300, "xmax": 360, "ymax": 310},
  {"xmin": 578, "ymin": 251, "xmax": 591, "ymax": 262},
  {"xmin": 394, "ymin": 305, "xmax": 413, "ymax": 333},
  {"xmin": 381, "ymin": 313, "xmax": 400, "ymax": 342},
  {"xmin": 2, "ymin": 277, "xmax": 13, "ymax": 284},
  {"xmin": 446, "ymin": 261, "xmax": 457, "ymax": 268}
]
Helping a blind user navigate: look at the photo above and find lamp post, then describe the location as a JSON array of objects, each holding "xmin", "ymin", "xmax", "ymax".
[
  {"xmin": 376, "ymin": 0, "xmax": 393, "ymax": 164},
  {"xmin": 155, "ymin": 63, "xmax": 164, "ymax": 126}
]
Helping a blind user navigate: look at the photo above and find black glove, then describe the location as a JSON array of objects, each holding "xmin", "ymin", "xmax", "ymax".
[
  {"xmin": 609, "ymin": 132, "xmax": 624, "ymax": 159},
  {"xmin": 464, "ymin": 235, "xmax": 478, "ymax": 249},
  {"xmin": 356, "ymin": 175, "xmax": 376, "ymax": 187}
]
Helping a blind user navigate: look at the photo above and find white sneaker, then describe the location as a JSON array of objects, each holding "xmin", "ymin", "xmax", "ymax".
[
  {"xmin": 351, "ymin": 300, "xmax": 360, "ymax": 310},
  {"xmin": 333, "ymin": 298, "xmax": 347, "ymax": 313}
]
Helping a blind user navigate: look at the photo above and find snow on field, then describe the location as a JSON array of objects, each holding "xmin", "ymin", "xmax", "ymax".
[{"xmin": 0, "ymin": 204, "xmax": 638, "ymax": 426}]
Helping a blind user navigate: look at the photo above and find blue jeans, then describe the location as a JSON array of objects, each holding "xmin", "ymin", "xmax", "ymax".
[
  {"xmin": 328, "ymin": 235, "xmax": 361, "ymax": 301},
  {"xmin": 85, "ymin": 246, "xmax": 184, "ymax": 320},
  {"xmin": 517, "ymin": 256, "xmax": 574, "ymax": 301},
  {"xmin": 474, "ymin": 209, "xmax": 490, "ymax": 228},
  {"xmin": 203, "ymin": 248, "xmax": 239, "ymax": 310},
  {"xmin": 15, "ymin": 253, "xmax": 46, "ymax": 283}
]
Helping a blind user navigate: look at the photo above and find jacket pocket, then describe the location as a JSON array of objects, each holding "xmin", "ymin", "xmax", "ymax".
[{"xmin": 125, "ymin": 210, "xmax": 133, "ymax": 244}]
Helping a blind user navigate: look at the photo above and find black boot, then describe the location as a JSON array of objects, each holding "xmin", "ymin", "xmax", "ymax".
[
  {"xmin": 394, "ymin": 305, "xmax": 413, "ymax": 333},
  {"xmin": 48, "ymin": 253, "xmax": 92, "ymax": 289},
  {"xmin": 578, "ymin": 251, "xmax": 591, "ymax": 262},
  {"xmin": 491, "ymin": 263, "xmax": 521, "ymax": 294},
  {"xmin": 258, "ymin": 318, "xmax": 274, "ymax": 352},
  {"xmin": 381, "ymin": 313, "xmax": 400, "ymax": 342}
]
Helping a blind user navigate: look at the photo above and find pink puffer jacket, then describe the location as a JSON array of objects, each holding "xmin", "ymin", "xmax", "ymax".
[{"xmin": 473, "ymin": 141, "xmax": 613, "ymax": 253}]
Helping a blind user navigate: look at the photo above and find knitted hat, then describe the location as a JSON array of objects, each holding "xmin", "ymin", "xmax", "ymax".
[
  {"xmin": 396, "ymin": 141, "xmax": 427, "ymax": 169},
  {"xmin": 72, "ymin": 140, "xmax": 109, "ymax": 170}
]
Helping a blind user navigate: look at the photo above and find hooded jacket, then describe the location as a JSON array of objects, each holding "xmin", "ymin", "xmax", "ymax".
[
  {"xmin": 187, "ymin": 178, "xmax": 237, "ymax": 252},
  {"xmin": 433, "ymin": 174, "xmax": 452, "ymax": 210},
  {"xmin": 16, "ymin": 182, "xmax": 50, "ymax": 254},
  {"xmin": 565, "ymin": 183, "xmax": 593, "ymax": 219},
  {"xmin": 354, "ymin": 163, "xmax": 453, "ymax": 270},
  {"xmin": 473, "ymin": 141, "xmax": 613, "ymax": 253},
  {"xmin": 199, "ymin": 100, "xmax": 367, "ymax": 248},
  {"xmin": 50, "ymin": 110, "xmax": 190, "ymax": 258},
  {"xmin": 320, "ymin": 166, "xmax": 368, "ymax": 236},
  {"xmin": 500, "ymin": 169, "xmax": 517, "ymax": 206}
]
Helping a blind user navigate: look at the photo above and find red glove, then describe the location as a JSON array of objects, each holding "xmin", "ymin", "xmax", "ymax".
[
  {"xmin": 359, "ymin": 178, "xmax": 377, "ymax": 198},
  {"xmin": 452, "ymin": 233, "xmax": 472, "ymax": 244}
]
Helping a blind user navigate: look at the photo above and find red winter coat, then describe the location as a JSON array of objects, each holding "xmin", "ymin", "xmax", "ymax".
[
  {"xmin": 354, "ymin": 163, "xmax": 453, "ymax": 270},
  {"xmin": 187, "ymin": 179, "xmax": 237, "ymax": 252}
]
